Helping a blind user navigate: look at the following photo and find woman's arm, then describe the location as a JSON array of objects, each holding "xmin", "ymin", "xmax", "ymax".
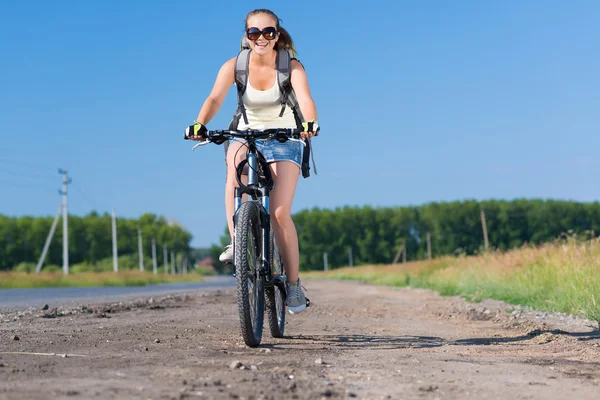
[
  {"xmin": 290, "ymin": 59, "xmax": 318, "ymax": 125},
  {"xmin": 195, "ymin": 57, "xmax": 236, "ymax": 125}
]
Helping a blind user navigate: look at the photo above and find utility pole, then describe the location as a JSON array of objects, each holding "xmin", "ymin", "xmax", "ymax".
[
  {"xmin": 480, "ymin": 209, "xmax": 489, "ymax": 250},
  {"xmin": 163, "ymin": 245, "xmax": 168, "ymax": 274},
  {"xmin": 427, "ymin": 232, "xmax": 432, "ymax": 260},
  {"xmin": 393, "ymin": 242, "xmax": 404, "ymax": 264},
  {"xmin": 36, "ymin": 204, "xmax": 62, "ymax": 273},
  {"xmin": 137, "ymin": 228, "xmax": 144, "ymax": 271},
  {"xmin": 183, "ymin": 257, "xmax": 187, "ymax": 275},
  {"xmin": 402, "ymin": 240, "xmax": 407, "ymax": 263},
  {"xmin": 58, "ymin": 169, "xmax": 71, "ymax": 275},
  {"xmin": 112, "ymin": 209, "xmax": 118, "ymax": 272},
  {"xmin": 348, "ymin": 246, "xmax": 353, "ymax": 267},
  {"xmin": 323, "ymin": 252, "xmax": 328, "ymax": 271},
  {"xmin": 171, "ymin": 251, "xmax": 175, "ymax": 274},
  {"xmin": 152, "ymin": 238, "xmax": 158, "ymax": 275}
]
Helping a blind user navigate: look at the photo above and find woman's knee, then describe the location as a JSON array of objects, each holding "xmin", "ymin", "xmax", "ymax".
[
  {"xmin": 225, "ymin": 158, "xmax": 244, "ymax": 188},
  {"xmin": 272, "ymin": 206, "xmax": 292, "ymax": 226}
]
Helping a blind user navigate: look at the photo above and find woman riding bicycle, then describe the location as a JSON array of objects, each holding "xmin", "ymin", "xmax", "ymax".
[{"xmin": 184, "ymin": 8, "xmax": 319, "ymax": 314}]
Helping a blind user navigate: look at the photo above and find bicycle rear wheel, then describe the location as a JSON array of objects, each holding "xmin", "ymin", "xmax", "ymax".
[
  {"xmin": 234, "ymin": 201, "xmax": 265, "ymax": 347},
  {"xmin": 265, "ymin": 229, "xmax": 286, "ymax": 338}
]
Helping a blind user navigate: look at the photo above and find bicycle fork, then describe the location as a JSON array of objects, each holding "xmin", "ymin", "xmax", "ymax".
[{"xmin": 233, "ymin": 153, "xmax": 271, "ymax": 279}]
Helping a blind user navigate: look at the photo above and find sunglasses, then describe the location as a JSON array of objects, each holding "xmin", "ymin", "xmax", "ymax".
[{"xmin": 246, "ymin": 26, "xmax": 278, "ymax": 41}]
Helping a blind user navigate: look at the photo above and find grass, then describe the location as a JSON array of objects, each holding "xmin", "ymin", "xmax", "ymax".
[
  {"xmin": 0, "ymin": 271, "xmax": 204, "ymax": 289},
  {"xmin": 304, "ymin": 237, "xmax": 600, "ymax": 325}
]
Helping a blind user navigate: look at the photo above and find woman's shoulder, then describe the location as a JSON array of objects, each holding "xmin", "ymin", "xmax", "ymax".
[
  {"xmin": 217, "ymin": 57, "xmax": 237, "ymax": 75},
  {"xmin": 212, "ymin": 57, "xmax": 238, "ymax": 85},
  {"xmin": 222, "ymin": 57, "xmax": 237, "ymax": 69},
  {"xmin": 290, "ymin": 58, "xmax": 306, "ymax": 73}
]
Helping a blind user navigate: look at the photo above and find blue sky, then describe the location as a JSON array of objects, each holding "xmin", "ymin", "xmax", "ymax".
[{"xmin": 1, "ymin": 1, "xmax": 599, "ymax": 247}]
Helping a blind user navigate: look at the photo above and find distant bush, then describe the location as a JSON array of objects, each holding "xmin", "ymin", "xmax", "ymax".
[
  {"xmin": 13, "ymin": 262, "xmax": 37, "ymax": 273},
  {"xmin": 44, "ymin": 265, "xmax": 62, "ymax": 273},
  {"xmin": 193, "ymin": 265, "xmax": 217, "ymax": 276},
  {"xmin": 35, "ymin": 254, "xmax": 183, "ymax": 274}
]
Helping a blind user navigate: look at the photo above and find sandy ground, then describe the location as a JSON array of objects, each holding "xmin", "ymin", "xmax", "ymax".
[{"xmin": 1, "ymin": 279, "xmax": 599, "ymax": 400}]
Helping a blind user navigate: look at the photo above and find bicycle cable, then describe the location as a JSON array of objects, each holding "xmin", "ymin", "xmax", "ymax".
[{"xmin": 232, "ymin": 139, "xmax": 263, "ymax": 181}]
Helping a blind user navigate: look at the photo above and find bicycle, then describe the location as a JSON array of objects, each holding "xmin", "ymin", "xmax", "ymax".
[{"xmin": 190, "ymin": 128, "xmax": 310, "ymax": 347}]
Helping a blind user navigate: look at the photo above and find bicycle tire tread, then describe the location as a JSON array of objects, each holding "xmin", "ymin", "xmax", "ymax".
[{"xmin": 235, "ymin": 201, "xmax": 264, "ymax": 347}]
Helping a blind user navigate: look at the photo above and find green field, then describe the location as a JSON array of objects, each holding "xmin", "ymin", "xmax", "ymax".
[{"xmin": 305, "ymin": 237, "xmax": 600, "ymax": 325}]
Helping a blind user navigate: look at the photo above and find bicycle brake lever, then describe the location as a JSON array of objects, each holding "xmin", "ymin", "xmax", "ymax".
[{"xmin": 192, "ymin": 140, "xmax": 210, "ymax": 150}]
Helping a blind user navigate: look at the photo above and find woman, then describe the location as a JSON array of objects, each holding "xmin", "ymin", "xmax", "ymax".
[{"xmin": 184, "ymin": 8, "xmax": 319, "ymax": 314}]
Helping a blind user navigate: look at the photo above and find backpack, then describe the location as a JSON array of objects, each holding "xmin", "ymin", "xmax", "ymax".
[{"xmin": 226, "ymin": 37, "xmax": 316, "ymax": 179}]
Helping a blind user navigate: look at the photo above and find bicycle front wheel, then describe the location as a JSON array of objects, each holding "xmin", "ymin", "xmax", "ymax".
[
  {"xmin": 234, "ymin": 201, "xmax": 265, "ymax": 347},
  {"xmin": 265, "ymin": 229, "xmax": 286, "ymax": 338}
]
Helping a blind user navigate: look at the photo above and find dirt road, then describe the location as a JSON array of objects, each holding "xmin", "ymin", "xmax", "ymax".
[{"xmin": 1, "ymin": 279, "xmax": 599, "ymax": 400}]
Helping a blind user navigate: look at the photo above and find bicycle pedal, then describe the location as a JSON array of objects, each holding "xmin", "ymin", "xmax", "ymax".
[{"xmin": 305, "ymin": 297, "xmax": 311, "ymax": 307}]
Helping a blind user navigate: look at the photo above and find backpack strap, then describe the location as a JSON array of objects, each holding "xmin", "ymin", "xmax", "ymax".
[
  {"xmin": 275, "ymin": 49, "xmax": 317, "ymax": 178},
  {"xmin": 234, "ymin": 48, "xmax": 251, "ymax": 125},
  {"xmin": 276, "ymin": 49, "xmax": 304, "ymax": 121}
]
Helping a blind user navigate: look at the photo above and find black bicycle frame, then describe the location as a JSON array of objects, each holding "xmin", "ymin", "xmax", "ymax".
[{"xmin": 233, "ymin": 139, "xmax": 274, "ymax": 284}]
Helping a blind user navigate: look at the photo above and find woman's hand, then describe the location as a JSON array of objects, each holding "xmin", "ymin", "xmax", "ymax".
[
  {"xmin": 300, "ymin": 121, "xmax": 320, "ymax": 139},
  {"xmin": 184, "ymin": 121, "xmax": 208, "ymax": 141}
]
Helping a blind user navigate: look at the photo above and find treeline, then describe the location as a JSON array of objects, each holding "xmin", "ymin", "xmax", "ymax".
[
  {"xmin": 0, "ymin": 212, "xmax": 192, "ymax": 271},
  {"xmin": 288, "ymin": 199, "xmax": 600, "ymax": 270},
  {"xmin": 5, "ymin": 199, "xmax": 599, "ymax": 273}
]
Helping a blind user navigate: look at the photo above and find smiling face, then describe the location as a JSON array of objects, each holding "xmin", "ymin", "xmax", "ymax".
[{"xmin": 245, "ymin": 13, "xmax": 279, "ymax": 55}]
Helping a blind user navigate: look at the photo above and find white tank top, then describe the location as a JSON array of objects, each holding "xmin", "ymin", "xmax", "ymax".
[{"xmin": 236, "ymin": 76, "xmax": 298, "ymax": 131}]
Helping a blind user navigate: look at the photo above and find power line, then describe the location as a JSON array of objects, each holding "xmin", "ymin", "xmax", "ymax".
[
  {"xmin": 0, "ymin": 157, "xmax": 57, "ymax": 171},
  {"xmin": 0, "ymin": 168, "xmax": 58, "ymax": 181},
  {"xmin": 0, "ymin": 178, "xmax": 58, "ymax": 191},
  {"xmin": 71, "ymin": 182, "xmax": 97, "ymax": 210}
]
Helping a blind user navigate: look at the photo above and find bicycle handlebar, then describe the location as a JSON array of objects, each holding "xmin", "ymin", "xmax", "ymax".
[
  {"xmin": 191, "ymin": 128, "xmax": 303, "ymax": 150},
  {"xmin": 208, "ymin": 128, "xmax": 301, "ymax": 139}
]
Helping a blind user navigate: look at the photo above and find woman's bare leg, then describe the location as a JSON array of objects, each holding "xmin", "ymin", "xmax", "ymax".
[
  {"xmin": 268, "ymin": 161, "xmax": 301, "ymax": 282},
  {"xmin": 225, "ymin": 141, "xmax": 248, "ymax": 241}
]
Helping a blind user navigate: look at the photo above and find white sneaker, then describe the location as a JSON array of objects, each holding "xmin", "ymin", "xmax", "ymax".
[
  {"xmin": 219, "ymin": 244, "xmax": 233, "ymax": 264},
  {"xmin": 286, "ymin": 279, "xmax": 307, "ymax": 314}
]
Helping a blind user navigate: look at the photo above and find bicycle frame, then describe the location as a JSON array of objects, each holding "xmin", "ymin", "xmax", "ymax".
[{"xmin": 233, "ymin": 139, "xmax": 273, "ymax": 282}]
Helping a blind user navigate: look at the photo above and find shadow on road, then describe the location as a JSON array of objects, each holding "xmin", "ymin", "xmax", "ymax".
[
  {"xmin": 281, "ymin": 334, "xmax": 446, "ymax": 349},
  {"xmin": 455, "ymin": 328, "xmax": 600, "ymax": 346},
  {"xmin": 272, "ymin": 329, "xmax": 600, "ymax": 350}
]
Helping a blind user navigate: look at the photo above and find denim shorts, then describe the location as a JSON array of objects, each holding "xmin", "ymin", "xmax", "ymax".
[{"xmin": 230, "ymin": 138, "xmax": 303, "ymax": 168}]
